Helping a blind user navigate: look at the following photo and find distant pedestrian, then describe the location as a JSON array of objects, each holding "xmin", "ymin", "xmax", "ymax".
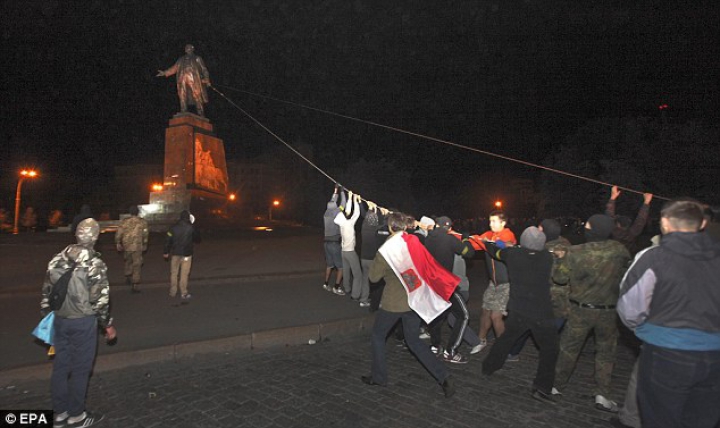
[
  {"xmin": 322, "ymin": 186, "xmax": 344, "ymax": 293},
  {"xmin": 70, "ymin": 204, "xmax": 92, "ymax": 235},
  {"xmin": 40, "ymin": 218, "xmax": 116, "ymax": 428},
  {"xmin": 163, "ymin": 210, "xmax": 199, "ymax": 302},
  {"xmin": 115, "ymin": 205, "xmax": 149, "ymax": 293},
  {"xmin": 618, "ymin": 199, "xmax": 720, "ymax": 428}
]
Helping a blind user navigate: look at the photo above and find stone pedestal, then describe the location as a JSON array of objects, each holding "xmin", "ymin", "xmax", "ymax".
[{"xmin": 142, "ymin": 113, "xmax": 230, "ymax": 228}]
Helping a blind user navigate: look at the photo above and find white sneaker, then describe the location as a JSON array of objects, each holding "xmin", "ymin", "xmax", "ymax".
[
  {"xmin": 595, "ymin": 395, "xmax": 619, "ymax": 413},
  {"xmin": 551, "ymin": 387, "xmax": 562, "ymax": 396},
  {"xmin": 471, "ymin": 339, "xmax": 488, "ymax": 354},
  {"xmin": 419, "ymin": 332, "xmax": 431, "ymax": 339}
]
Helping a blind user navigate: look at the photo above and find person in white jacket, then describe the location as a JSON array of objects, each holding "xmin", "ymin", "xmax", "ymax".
[{"xmin": 333, "ymin": 191, "xmax": 362, "ymax": 297}]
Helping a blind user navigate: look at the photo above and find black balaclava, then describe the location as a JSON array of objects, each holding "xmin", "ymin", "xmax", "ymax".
[
  {"xmin": 584, "ymin": 214, "xmax": 615, "ymax": 242},
  {"xmin": 540, "ymin": 219, "xmax": 562, "ymax": 242}
]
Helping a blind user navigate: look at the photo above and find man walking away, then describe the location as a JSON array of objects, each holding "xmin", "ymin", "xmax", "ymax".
[
  {"xmin": 618, "ymin": 199, "xmax": 720, "ymax": 428},
  {"xmin": 163, "ymin": 210, "xmax": 198, "ymax": 302},
  {"xmin": 41, "ymin": 218, "xmax": 116, "ymax": 428},
  {"xmin": 115, "ymin": 205, "xmax": 149, "ymax": 293}
]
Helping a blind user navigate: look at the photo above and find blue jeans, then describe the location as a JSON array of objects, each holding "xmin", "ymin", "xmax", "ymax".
[
  {"xmin": 638, "ymin": 343, "xmax": 720, "ymax": 428},
  {"xmin": 370, "ymin": 309, "xmax": 448, "ymax": 385},
  {"xmin": 51, "ymin": 316, "xmax": 98, "ymax": 417}
]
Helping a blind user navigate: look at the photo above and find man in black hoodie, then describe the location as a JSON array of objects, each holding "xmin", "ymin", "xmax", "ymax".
[
  {"xmin": 481, "ymin": 226, "xmax": 559, "ymax": 403},
  {"xmin": 163, "ymin": 210, "xmax": 198, "ymax": 302}
]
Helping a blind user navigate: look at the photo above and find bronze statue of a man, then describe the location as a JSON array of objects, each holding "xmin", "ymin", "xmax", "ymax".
[{"xmin": 157, "ymin": 44, "xmax": 211, "ymax": 117}]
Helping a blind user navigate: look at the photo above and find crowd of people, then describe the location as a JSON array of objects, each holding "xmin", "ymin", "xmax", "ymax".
[
  {"xmin": 35, "ymin": 186, "xmax": 720, "ymax": 428},
  {"xmin": 324, "ymin": 185, "xmax": 720, "ymax": 428}
]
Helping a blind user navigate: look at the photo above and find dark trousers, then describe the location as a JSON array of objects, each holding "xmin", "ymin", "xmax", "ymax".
[
  {"xmin": 370, "ymin": 309, "xmax": 448, "ymax": 385},
  {"xmin": 482, "ymin": 313, "xmax": 559, "ymax": 393},
  {"xmin": 51, "ymin": 316, "xmax": 98, "ymax": 417},
  {"xmin": 638, "ymin": 343, "xmax": 720, "ymax": 428},
  {"xmin": 508, "ymin": 317, "xmax": 566, "ymax": 356},
  {"xmin": 429, "ymin": 291, "xmax": 469, "ymax": 355}
]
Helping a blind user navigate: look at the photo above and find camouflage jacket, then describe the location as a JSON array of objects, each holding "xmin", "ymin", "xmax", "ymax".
[
  {"xmin": 40, "ymin": 244, "xmax": 111, "ymax": 328},
  {"xmin": 116, "ymin": 216, "xmax": 149, "ymax": 252},
  {"xmin": 557, "ymin": 239, "xmax": 631, "ymax": 306},
  {"xmin": 546, "ymin": 237, "xmax": 571, "ymax": 287}
]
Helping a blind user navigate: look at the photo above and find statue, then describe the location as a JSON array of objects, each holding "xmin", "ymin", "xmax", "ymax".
[{"xmin": 157, "ymin": 44, "xmax": 211, "ymax": 117}]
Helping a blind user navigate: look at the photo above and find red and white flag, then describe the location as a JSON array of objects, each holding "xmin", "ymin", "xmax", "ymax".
[{"xmin": 378, "ymin": 232, "xmax": 460, "ymax": 324}]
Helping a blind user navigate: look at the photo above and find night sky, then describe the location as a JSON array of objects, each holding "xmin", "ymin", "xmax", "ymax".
[{"xmin": 2, "ymin": 1, "xmax": 719, "ymax": 216}]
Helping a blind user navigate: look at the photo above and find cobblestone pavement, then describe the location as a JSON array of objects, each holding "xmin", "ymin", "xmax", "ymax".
[{"xmin": 2, "ymin": 332, "xmax": 636, "ymax": 428}]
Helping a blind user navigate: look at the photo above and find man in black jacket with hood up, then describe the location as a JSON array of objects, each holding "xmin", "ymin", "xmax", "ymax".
[{"xmin": 164, "ymin": 210, "xmax": 199, "ymax": 302}]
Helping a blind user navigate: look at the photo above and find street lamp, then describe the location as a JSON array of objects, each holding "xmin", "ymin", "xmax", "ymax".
[
  {"xmin": 268, "ymin": 199, "xmax": 280, "ymax": 221},
  {"xmin": 13, "ymin": 169, "xmax": 39, "ymax": 234},
  {"xmin": 494, "ymin": 200, "xmax": 503, "ymax": 209}
]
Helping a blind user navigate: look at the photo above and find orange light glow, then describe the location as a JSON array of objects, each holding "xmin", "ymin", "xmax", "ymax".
[
  {"xmin": 21, "ymin": 169, "xmax": 38, "ymax": 178},
  {"xmin": 494, "ymin": 200, "xmax": 502, "ymax": 208},
  {"xmin": 273, "ymin": 200, "xmax": 280, "ymax": 206},
  {"xmin": 152, "ymin": 184, "xmax": 164, "ymax": 192},
  {"xmin": 228, "ymin": 193, "xmax": 236, "ymax": 201}
]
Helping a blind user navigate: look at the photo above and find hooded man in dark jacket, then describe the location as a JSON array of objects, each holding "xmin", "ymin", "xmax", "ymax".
[
  {"xmin": 322, "ymin": 186, "xmax": 344, "ymax": 292},
  {"xmin": 163, "ymin": 210, "xmax": 198, "ymax": 301}
]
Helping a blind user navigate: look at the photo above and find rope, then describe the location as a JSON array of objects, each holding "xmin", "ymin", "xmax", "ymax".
[
  {"xmin": 215, "ymin": 84, "xmax": 672, "ymax": 202},
  {"xmin": 210, "ymin": 85, "xmax": 391, "ymax": 213}
]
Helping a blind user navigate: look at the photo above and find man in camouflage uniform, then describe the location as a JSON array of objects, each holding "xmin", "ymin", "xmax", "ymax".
[
  {"xmin": 541, "ymin": 219, "xmax": 571, "ymax": 324},
  {"xmin": 115, "ymin": 205, "xmax": 149, "ymax": 293},
  {"xmin": 553, "ymin": 214, "xmax": 631, "ymax": 412}
]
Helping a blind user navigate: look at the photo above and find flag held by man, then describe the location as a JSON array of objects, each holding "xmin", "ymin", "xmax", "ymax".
[{"xmin": 379, "ymin": 232, "xmax": 460, "ymax": 324}]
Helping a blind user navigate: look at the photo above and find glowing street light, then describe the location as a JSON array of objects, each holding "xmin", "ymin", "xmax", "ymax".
[
  {"xmin": 228, "ymin": 193, "xmax": 237, "ymax": 201},
  {"xmin": 268, "ymin": 199, "xmax": 281, "ymax": 221},
  {"xmin": 494, "ymin": 200, "xmax": 503, "ymax": 209},
  {"xmin": 152, "ymin": 183, "xmax": 164, "ymax": 192},
  {"xmin": 13, "ymin": 169, "xmax": 39, "ymax": 234}
]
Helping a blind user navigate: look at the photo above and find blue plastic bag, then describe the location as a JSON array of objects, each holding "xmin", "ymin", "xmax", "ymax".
[{"xmin": 32, "ymin": 312, "xmax": 55, "ymax": 346}]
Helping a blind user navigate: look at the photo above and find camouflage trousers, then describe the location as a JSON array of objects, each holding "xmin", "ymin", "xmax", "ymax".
[
  {"xmin": 123, "ymin": 251, "xmax": 143, "ymax": 284},
  {"xmin": 554, "ymin": 304, "xmax": 619, "ymax": 397},
  {"xmin": 550, "ymin": 285, "xmax": 570, "ymax": 319}
]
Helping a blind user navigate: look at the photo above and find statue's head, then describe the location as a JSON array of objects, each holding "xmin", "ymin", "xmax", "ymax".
[{"xmin": 184, "ymin": 44, "xmax": 195, "ymax": 54}]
